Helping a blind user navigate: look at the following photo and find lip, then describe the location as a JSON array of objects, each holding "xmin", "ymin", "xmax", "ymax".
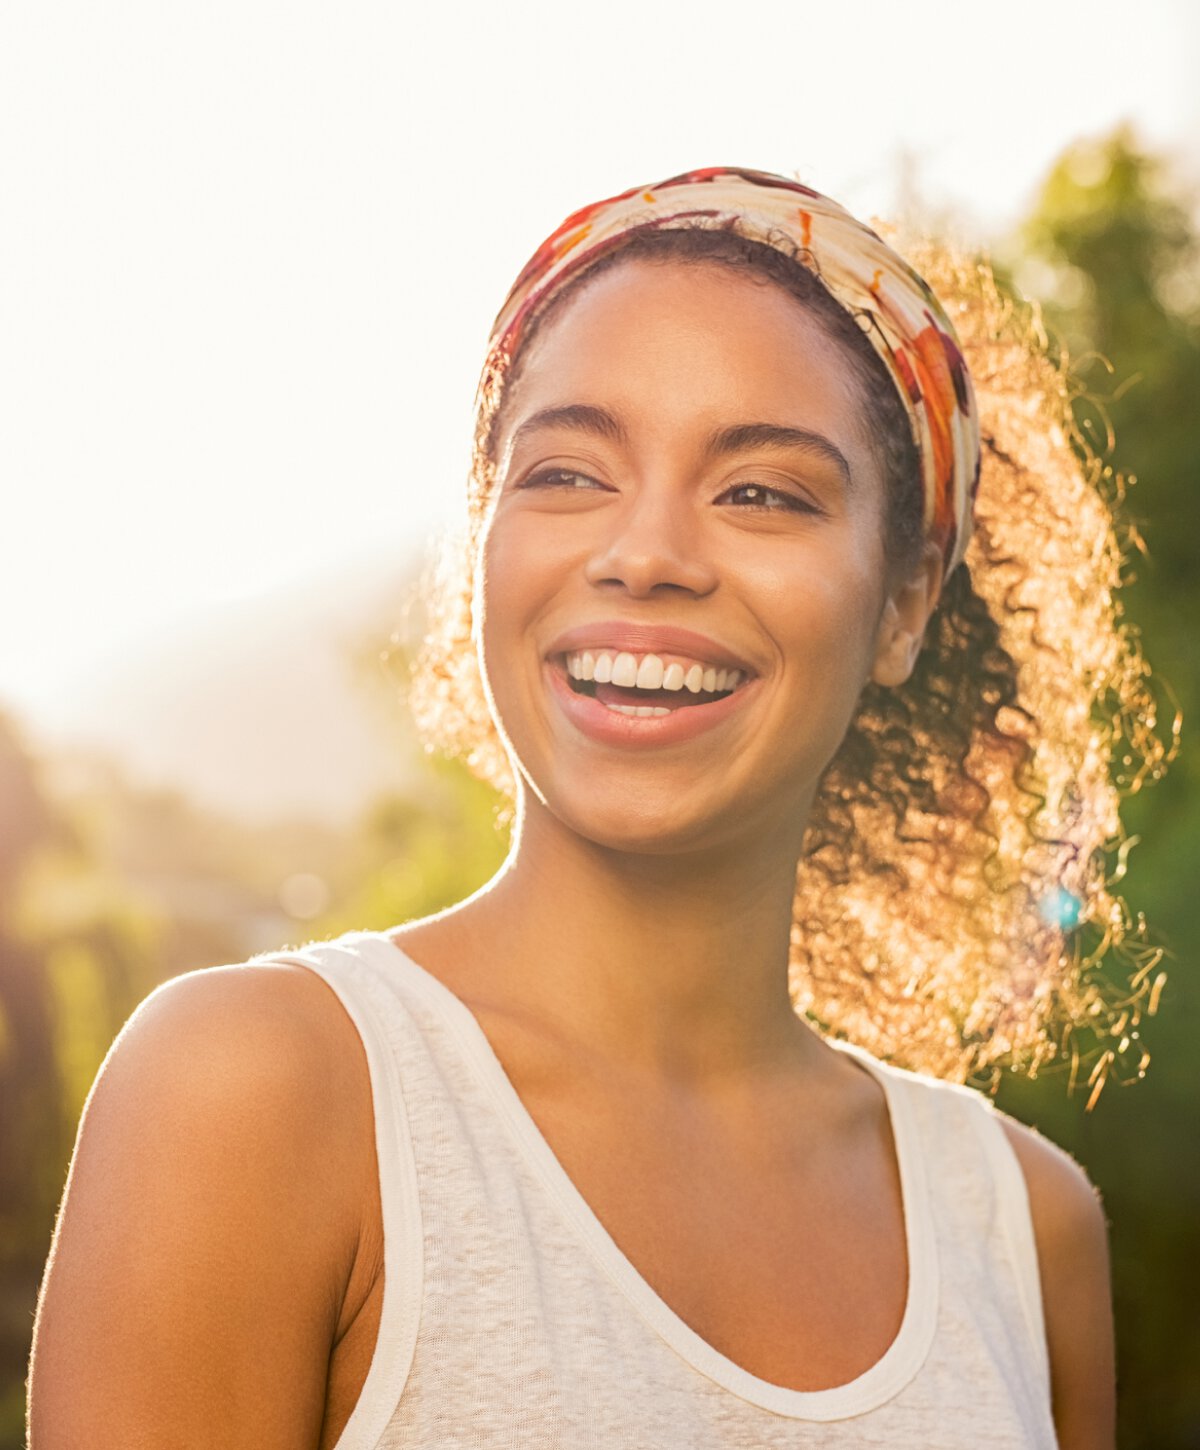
[
  {"xmin": 544, "ymin": 620, "xmax": 756, "ymax": 675},
  {"xmin": 546, "ymin": 655, "xmax": 759, "ymax": 750}
]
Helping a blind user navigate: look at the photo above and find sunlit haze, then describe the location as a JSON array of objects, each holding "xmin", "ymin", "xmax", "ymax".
[{"xmin": 4, "ymin": 0, "xmax": 1197, "ymax": 747}]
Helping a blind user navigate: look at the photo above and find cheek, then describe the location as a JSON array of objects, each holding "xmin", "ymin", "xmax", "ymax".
[
  {"xmin": 474, "ymin": 509, "xmax": 562, "ymax": 739},
  {"xmin": 751, "ymin": 555, "xmax": 887, "ymax": 785},
  {"xmin": 752, "ymin": 529, "xmax": 885, "ymax": 662},
  {"xmin": 478, "ymin": 508, "xmax": 553, "ymax": 640}
]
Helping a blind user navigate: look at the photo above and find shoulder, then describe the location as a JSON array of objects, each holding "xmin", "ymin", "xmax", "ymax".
[
  {"xmin": 995, "ymin": 1110, "xmax": 1116, "ymax": 1450},
  {"xmin": 118, "ymin": 955, "xmax": 370, "ymax": 1091},
  {"xmin": 994, "ymin": 1111, "xmax": 1107, "ymax": 1255},
  {"xmin": 29, "ymin": 959, "xmax": 380, "ymax": 1444},
  {"xmin": 130, "ymin": 956, "xmax": 377, "ymax": 1209},
  {"xmin": 886, "ymin": 1061, "xmax": 1106, "ymax": 1251},
  {"xmin": 876, "ymin": 1064, "xmax": 1115, "ymax": 1446},
  {"xmin": 94, "ymin": 958, "xmax": 374, "ymax": 1161},
  {"xmin": 60, "ymin": 956, "xmax": 384, "ymax": 1321},
  {"xmin": 76, "ymin": 956, "xmax": 378, "ymax": 1254}
]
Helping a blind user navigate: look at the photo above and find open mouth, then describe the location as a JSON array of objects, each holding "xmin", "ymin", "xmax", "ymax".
[{"xmin": 556, "ymin": 648, "xmax": 750, "ymax": 718}]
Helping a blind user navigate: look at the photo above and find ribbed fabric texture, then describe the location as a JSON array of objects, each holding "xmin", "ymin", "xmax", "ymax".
[{"xmin": 260, "ymin": 930, "xmax": 1057, "ymax": 1448}]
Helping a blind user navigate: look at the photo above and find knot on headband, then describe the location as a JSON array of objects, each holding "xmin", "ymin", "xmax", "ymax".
[{"xmin": 487, "ymin": 166, "xmax": 981, "ymax": 577}]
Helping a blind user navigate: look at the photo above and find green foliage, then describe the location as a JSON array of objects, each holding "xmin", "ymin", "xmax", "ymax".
[
  {"xmin": 43, "ymin": 944, "xmax": 110, "ymax": 1129},
  {"xmin": 314, "ymin": 754, "xmax": 511, "ymax": 939},
  {"xmin": 996, "ymin": 126, "xmax": 1200, "ymax": 1449},
  {"xmin": 1017, "ymin": 127, "xmax": 1198, "ymax": 674}
]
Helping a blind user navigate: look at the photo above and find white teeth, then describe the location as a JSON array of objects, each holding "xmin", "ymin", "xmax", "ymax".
[
  {"xmin": 635, "ymin": 654, "xmax": 664, "ymax": 689},
  {"xmin": 611, "ymin": 652, "xmax": 639, "ymax": 687},
  {"xmin": 563, "ymin": 648, "xmax": 749, "ymax": 694},
  {"xmin": 604, "ymin": 702, "xmax": 673, "ymax": 718}
]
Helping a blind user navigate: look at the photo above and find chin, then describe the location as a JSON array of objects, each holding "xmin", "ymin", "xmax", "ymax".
[{"xmin": 522, "ymin": 772, "xmax": 780, "ymax": 860}]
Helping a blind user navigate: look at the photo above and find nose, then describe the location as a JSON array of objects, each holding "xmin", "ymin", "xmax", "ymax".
[{"xmin": 583, "ymin": 485, "xmax": 718, "ymax": 599}]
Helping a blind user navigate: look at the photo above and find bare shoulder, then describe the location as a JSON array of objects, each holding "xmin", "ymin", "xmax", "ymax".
[
  {"xmin": 119, "ymin": 956, "xmax": 373, "ymax": 1108},
  {"xmin": 996, "ymin": 1112, "xmax": 1106, "ymax": 1245},
  {"xmin": 28, "ymin": 958, "xmax": 377, "ymax": 1448},
  {"xmin": 78, "ymin": 958, "xmax": 377, "ymax": 1201},
  {"xmin": 995, "ymin": 1111, "xmax": 1116, "ymax": 1450}
]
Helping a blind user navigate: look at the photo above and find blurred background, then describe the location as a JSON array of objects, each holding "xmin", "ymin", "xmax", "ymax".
[{"xmin": 2, "ymin": 2, "xmax": 1197, "ymax": 1444}]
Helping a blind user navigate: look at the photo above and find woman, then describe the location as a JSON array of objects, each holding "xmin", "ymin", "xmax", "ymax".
[{"xmin": 29, "ymin": 167, "xmax": 1162, "ymax": 1448}]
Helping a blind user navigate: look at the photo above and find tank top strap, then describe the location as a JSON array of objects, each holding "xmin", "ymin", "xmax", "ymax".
[
  {"xmin": 869, "ymin": 1057, "xmax": 1052, "ymax": 1400},
  {"xmin": 253, "ymin": 932, "xmax": 426, "ymax": 1450},
  {"xmin": 960, "ymin": 1088, "xmax": 1053, "ymax": 1394}
]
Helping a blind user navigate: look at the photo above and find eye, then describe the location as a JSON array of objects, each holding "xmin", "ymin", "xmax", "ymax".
[
  {"xmin": 718, "ymin": 482, "xmax": 819, "ymax": 513},
  {"xmin": 520, "ymin": 467, "xmax": 609, "ymax": 492}
]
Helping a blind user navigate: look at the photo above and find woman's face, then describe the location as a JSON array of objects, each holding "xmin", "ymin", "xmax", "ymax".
[{"xmin": 477, "ymin": 258, "xmax": 935, "ymax": 856}]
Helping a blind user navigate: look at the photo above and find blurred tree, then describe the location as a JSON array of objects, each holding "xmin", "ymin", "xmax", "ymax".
[
  {"xmin": 313, "ymin": 753, "xmax": 510, "ymax": 941},
  {"xmin": 0, "ymin": 712, "xmax": 73, "ymax": 1444},
  {"xmin": 1014, "ymin": 126, "xmax": 1197, "ymax": 728},
  {"xmin": 316, "ymin": 620, "xmax": 512, "ymax": 940},
  {"xmin": 996, "ymin": 126, "xmax": 1200, "ymax": 1449}
]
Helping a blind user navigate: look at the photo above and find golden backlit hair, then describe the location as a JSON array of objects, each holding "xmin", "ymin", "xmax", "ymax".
[{"xmin": 407, "ymin": 229, "xmax": 1178, "ymax": 1101}]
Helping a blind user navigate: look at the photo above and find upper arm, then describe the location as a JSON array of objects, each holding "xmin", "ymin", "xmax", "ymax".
[
  {"xmin": 998, "ymin": 1114, "xmax": 1116, "ymax": 1450},
  {"xmin": 28, "ymin": 961, "xmax": 376, "ymax": 1450}
]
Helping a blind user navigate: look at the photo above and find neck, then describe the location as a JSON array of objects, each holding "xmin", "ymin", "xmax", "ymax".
[{"xmin": 432, "ymin": 790, "xmax": 819, "ymax": 1083}]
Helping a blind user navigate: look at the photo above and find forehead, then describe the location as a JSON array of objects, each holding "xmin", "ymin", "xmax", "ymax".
[{"xmin": 498, "ymin": 258, "xmax": 870, "ymax": 451}]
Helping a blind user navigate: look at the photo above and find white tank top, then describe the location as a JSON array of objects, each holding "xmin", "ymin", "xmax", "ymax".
[{"xmin": 259, "ymin": 929, "xmax": 1057, "ymax": 1448}]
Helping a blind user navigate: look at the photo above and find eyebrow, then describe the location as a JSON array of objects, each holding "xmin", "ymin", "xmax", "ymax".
[
  {"xmin": 507, "ymin": 404, "xmax": 852, "ymax": 489},
  {"xmin": 508, "ymin": 404, "xmax": 628, "ymax": 454},
  {"xmin": 706, "ymin": 422, "xmax": 852, "ymax": 489}
]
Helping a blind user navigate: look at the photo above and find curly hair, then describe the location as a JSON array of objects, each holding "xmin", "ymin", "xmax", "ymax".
[{"xmin": 406, "ymin": 220, "xmax": 1178, "ymax": 1100}]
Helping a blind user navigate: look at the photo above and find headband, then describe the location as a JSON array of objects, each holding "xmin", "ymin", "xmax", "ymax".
[{"xmin": 486, "ymin": 166, "xmax": 981, "ymax": 577}]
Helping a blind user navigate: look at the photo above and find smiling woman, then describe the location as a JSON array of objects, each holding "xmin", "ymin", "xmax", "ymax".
[
  {"xmin": 29, "ymin": 167, "xmax": 1172, "ymax": 1450},
  {"xmin": 417, "ymin": 187, "xmax": 1167, "ymax": 1083}
]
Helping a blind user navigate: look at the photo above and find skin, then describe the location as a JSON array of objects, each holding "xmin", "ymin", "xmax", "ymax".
[{"xmin": 27, "ymin": 260, "xmax": 1115, "ymax": 1448}]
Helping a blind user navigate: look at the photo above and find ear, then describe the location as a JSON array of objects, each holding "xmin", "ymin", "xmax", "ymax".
[{"xmin": 870, "ymin": 541, "xmax": 945, "ymax": 688}]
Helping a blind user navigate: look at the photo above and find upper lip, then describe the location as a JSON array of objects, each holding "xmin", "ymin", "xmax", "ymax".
[{"xmin": 545, "ymin": 621, "xmax": 757, "ymax": 676}]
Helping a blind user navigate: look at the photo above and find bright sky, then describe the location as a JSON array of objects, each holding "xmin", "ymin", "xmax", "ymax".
[{"xmin": 4, "ymin": 0, "xmax": 1197, "ymax": 738}]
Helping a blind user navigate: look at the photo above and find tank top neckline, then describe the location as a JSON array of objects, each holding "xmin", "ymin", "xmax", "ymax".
[{"xmin": 352, "ymin": 928, "xmax": 940, "ymax": 1422}]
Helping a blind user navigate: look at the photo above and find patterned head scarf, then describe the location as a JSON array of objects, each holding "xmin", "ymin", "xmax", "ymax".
[{"xmin": 485, "ymin": 166, "xmax": 981, "ymax": 577}]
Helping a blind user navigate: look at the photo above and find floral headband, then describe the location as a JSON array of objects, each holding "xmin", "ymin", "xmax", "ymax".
[{"xmin": 486, "ymin": 166, "xmax": 981, "ymax": 577}]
